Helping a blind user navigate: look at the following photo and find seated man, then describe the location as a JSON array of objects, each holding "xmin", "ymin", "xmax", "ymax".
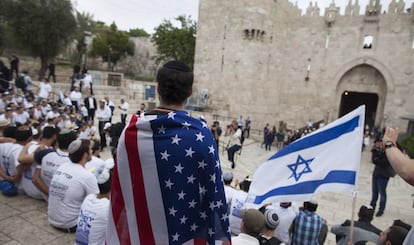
[
  {"xmin": 76, "ymin": 166, "xmax": 112, "ymax": 244},
  {"xmin": 257, "ymin": 207, "xmax": 284, "ymax": 244},
  {"xmin": 232, "ymin": 208, "xmax": 265, "ymax": 245},
  {"xmin": 377, "ymin": 225, "xmax": 408, "ymax": 245},
  {"xmin": 331, "ymin": 205, "xmax": 381, "ymax": 245},
  {"xmin": 291, "ymin": 200, "xmax": 327, "ymax": 245},
  {"xmin": 48, "ymin": 139, "xmax": 99, "ymax": 232}
]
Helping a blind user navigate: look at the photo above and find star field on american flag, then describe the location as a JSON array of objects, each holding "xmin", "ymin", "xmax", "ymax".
[{"xmin": 150, "ymin": 110, "xmax": 231, "ymax": 244}]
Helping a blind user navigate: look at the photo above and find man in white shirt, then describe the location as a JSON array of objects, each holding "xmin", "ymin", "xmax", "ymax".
[
  {"xmin": 48, "ymin": 139, "xmax": 99, "ymax": 232},
  {"xmin": 95, "ymin": 100, "xmax": 111, "ymax": 150},
  {"xmin": 12, "ymin": 104, "xmax": 30, "ymax": 125},
  {"xmin": 273, "ymin": 202, "xmax": 298, "ymax": 244},
  {"xmin": 83, "ymin": 92, "xmax": 96, "ymax": 123},
  {"xmin": 232, "ymin": 209, "xmax": 264, "ymax": 245},
  {"xmin": 85, "ymin": 139, "xmax": 106, "ymax": 179},
  {"xmin": 81, "ymin": 70, "xmax": 93, "ymax": 95},
  {"xmin": 70, "ymin": 86, "xmax": 82, "ymax": 112},
  {"xmin": 37, "ymin": 78, "xmax": 52, "ymax": 104},
  {"xmin": 32, "ymin": 130, "xmax": 77, "ymax": 200},
  {"xmin": 227, "ymin": 120, "xmax": 242, "ymax": 169},
  {"xmin": 76, "ymin": 166, "xmax": 112, "ymax": 244},
  {"xmin": 0, "ymin": 126, "xmax": 32, "ymax": 196},
  {"xmin": 18, "ymin": 126, "xmax": 58, "ymax": 200},
  {"xmin": 119, "ymin": 98, "xmax": 129, "ymax": 125}
]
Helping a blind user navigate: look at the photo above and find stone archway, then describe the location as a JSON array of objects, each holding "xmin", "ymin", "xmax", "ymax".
[{"xmin": 336, "ymin": 64, "xmax": 387, "ymax": 129}]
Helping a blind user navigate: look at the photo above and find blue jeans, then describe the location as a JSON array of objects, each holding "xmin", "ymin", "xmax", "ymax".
[{"xmin": 370, "ymin": 176, "xmax": 389, "ymax": 212}]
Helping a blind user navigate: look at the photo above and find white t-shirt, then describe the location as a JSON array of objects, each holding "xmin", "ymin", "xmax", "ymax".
[
  {"xmin": 85, "ymin": 156, "xmax": 106, "ymax": 179},
  {"xmin": 120, "ymin": 102, "xmax": 129, "ymax": 115},
  {"xmin": 82, "ymin": 74, "xmax": 93, "ymax": 88},
  {"xmin": 20, "ymin": 142, "xmax": 44, "ymax": 200},
  {"xmin": 40, "ymin": 149, "xmax": 71, "ymax": 188},
  {"xmin": 228, "ymin": 190, "xmax": 248, "ymax": 235},
  {"xmin": 273, "ymin": 205, "xmax": 299, "ymax": 244},
  {"xmin": 70, "ymin": 91, "xmax": 82, "ymax": 105},
  {"xmin": 75, "ymin": 194, "xmax": 110, "ymax": 245},
  {"xmin": 38, "ymin": 82, "xmax": 52, "ymax": 99},
  {"xmin": 48, "ymin": 162, "xmax": 99, "ymax": 228},
  {"xmin": 13, "ymin": 111, "xmax": 30, "ymax": 125},
  {"xmin": 0, "ymin": 142, "xmax": 23, "ymax": 177}
]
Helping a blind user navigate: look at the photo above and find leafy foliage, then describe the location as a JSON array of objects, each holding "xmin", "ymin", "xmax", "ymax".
[
  {"xmin": 151, "ymin": 15, "xmax": 196, "ymax": 68},
  {"xmin": 129, "ymin": 28, "xmax": 150, "ymax": 38},
  {"xmin": 90, "ymin": 23, "xmax": 135, "ymax": 71},
  {"xmin": 400, "ymin": 135, "xmax": 414, "ymax": 158},
  {"xmin": 1, "ymin": 0, "xmax": 77, "ymax": 79}
]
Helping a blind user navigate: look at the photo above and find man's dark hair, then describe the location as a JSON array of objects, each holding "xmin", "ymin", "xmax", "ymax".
[
  {"xmin": 42, "ymin": 126, "xmax": 58, "ymax": 140},
  {"xmin": 69, "ymin": 139, "xmax": 90, "ymax": 163},
  {"xmin": 91, "ymin": 139, "xmax": 100, "ymax": 153},
  {"xmin": 386, "ymin": 225, "xmax": 408, "ymax": 245},
  {"xmin": 358, "ymin": 205, "xmax": 374, "ymax": 221},
  {"xmin": 15, "ymin": 127, "xmax": 32, "ymax": 142},
  {"xmin": 3, "ymin": 126, "xmax": 17, "ymax": 139},
  {"xmin": 156, "ymin": 60, "xmax": 193, "ymax": 105},
  {"xmin": 98, "ymin": 169, "xmax": 113, "ymax": 194},
  {"xmin": 57, "ymin": 130, "xmax": 77, "ymax": 150},
  {"xmin": 304, "ymin": 201, "xmax": 318, "ymax": 212}
]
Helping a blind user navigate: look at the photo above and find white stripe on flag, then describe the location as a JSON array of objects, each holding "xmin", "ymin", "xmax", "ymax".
[
  {"xmin": 137, "ymin": 118, "xmax": 169, "ymax": 244},
  {"xmin": 117, "ymin": 127, "xmax": 140, "ymax": 244},
  {"xmin": 247, "ymin": 105, "xmax": 365, "ymax": 204}
]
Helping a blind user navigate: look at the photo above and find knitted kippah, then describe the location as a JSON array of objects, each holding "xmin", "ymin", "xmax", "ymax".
[
  {"xmin": 264, "ymin": 209, "xmax": 280, "ymax": 229},
  {"xmin": 163, "ymin": 60, "xmax": 191, "ymax": 72},
  {"xmin": 97, "ymin": 168, "xmax": 110, "ymax": 184},
  {"xmin": 68, "ymin": 139, "xmax": 82, "ymax": 154}
]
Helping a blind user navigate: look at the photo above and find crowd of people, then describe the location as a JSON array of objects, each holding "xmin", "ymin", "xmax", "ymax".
[{"xmin": 0, "ymin": 57, "xmax": 412, "ymax": 245}]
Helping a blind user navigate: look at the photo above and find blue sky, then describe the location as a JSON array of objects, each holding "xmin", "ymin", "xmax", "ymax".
[{"xmin": 73, "ymin": 0, "xmax": 414, "ymax": 33}]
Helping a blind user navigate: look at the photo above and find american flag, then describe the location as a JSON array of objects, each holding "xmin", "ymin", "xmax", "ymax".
[{"xmin": 106, "ymin": 111, "xmax": 231, "ymax": 245}]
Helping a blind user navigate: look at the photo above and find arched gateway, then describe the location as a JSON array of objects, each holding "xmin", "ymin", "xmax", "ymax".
[{"xmin": 336, "ymin": 64, "xmax": 387, "ymax": 130}]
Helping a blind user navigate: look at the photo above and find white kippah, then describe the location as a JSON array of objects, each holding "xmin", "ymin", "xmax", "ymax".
[
  {"xmin": 97, "ymin": 168, "xmax": 111, "ymax": 184},
  {"xmin": 68, "ymin": 139, "xmax": 82, "ymax": 154}
]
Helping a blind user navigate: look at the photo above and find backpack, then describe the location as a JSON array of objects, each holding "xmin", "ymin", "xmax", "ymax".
[{"xmin": 15, "ymin": 76, "xmax": 27, "ymax": 90}]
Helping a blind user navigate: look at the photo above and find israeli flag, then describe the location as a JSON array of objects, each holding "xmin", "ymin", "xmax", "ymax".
[{"xmin": 247, "ymin": 105, "xmax": 365, "ymax": 205}]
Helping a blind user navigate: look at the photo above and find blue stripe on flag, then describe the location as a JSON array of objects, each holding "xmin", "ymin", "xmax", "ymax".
[
  {"xmin": 269, "ymin": 115, "xmax": 360, "ymax": 160},
  {"xmin": 253, "ymin": 170, "xmax": 356, "ymax": 204}
]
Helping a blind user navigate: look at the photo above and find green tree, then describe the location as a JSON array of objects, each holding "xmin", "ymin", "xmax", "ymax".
[
  {"xmin": 90, "ymin": 23, "xmax": 135, "ymax": 71},
  {"xmin": 151, "ymin": 15, "xmax": 197, "ymax": 68},
  {"xmin": 129, "ymin": 28, "xmax": 150, "ymax": 38},
  {"xmin": 1, "ymin": 0, "xmax": 77, "ymax": 79}
]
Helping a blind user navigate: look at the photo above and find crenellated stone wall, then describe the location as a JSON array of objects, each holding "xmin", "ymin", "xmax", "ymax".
[{"xmin": 194, "ymin": 0, "xmax": 414, "ymax": 132}]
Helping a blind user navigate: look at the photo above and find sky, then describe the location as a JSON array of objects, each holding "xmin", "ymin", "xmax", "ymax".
[{"xmin": 73, "ymin": 0, "xmax": 414, "ymax": 34}]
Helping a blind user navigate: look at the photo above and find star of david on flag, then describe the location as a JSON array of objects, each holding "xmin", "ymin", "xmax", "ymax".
[{"xmin": 247, "ymin": 105, "xmax": 365, "ymax": 204}]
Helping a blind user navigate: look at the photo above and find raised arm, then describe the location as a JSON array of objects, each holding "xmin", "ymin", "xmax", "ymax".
[{"xmin": 383, "ymin": 127, "xmax": 414, "ymax": 186}]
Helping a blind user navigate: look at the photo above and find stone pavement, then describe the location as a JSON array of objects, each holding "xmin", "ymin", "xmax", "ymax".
[{"xmin": 0, "ymin": 137, "xmax": 413, "ymax": 244}]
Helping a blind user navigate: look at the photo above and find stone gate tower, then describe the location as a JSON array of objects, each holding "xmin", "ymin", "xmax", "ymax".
[{"xmin": 193, "ymin": 0, "xmax": 414, "ymax": 131}]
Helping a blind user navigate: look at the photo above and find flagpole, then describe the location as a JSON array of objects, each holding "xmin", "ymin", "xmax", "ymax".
[{"xmin": 349, "ymin": 191, "xmax": 357, "ymax": 244}]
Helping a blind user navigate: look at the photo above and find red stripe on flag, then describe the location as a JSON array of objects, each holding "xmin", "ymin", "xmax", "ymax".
[
  {"xmin": 193, "ymin": 238, "xmax": 207, "ymax": 245},
  {"xmin": 124, "ymin": 115, "xmax": 156, "ymax": 244},
  {"xmin": 110, "ymin": 161, "xmax": 131, "ymax": 244}
]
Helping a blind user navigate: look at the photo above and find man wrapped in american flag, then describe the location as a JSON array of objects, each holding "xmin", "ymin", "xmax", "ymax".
[{"xmin": 106, "ymin": 60, "xmax": 231, "ymax": 245}]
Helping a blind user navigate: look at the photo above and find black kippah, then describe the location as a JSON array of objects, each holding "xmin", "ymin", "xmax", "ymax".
[{"xmin": 163, "ymin": 60, "xmax": 191, "ymax": 72}]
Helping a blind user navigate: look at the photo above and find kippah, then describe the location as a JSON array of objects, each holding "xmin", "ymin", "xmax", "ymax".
[
  {"xmin": 264, "ymin": 209, "xmax": 280, "ymax": 229},
  {"xmin": 68, "ymin": 139, "xmax": 82, "ymax": 154},
  {"xmin": 163, "ymin": 60, "xmax": 191, "ymax": 72},
  {"xmin": 97, "ymin": 168, "xmax": 110, "ymax": 184}
]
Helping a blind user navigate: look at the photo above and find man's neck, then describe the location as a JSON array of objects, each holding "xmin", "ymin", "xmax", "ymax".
[{"xmin": 158, "ymin": 102, "xmax": 184, "ymax": 111}]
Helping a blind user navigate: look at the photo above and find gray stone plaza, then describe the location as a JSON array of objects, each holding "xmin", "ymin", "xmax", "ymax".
[{"xmin": 0, "ymin": 136, "xmax": 412, "ymax": 244}]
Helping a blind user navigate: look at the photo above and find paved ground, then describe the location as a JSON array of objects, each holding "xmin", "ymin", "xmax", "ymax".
[{"xmin": 0, "ymin": 137, "xmax": 413, "ymax": 244}]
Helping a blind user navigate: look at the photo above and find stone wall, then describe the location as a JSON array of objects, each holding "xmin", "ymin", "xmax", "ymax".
[{"xmin": 194, "ymin": 0, "xmax": 414, "ymax": 132}]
